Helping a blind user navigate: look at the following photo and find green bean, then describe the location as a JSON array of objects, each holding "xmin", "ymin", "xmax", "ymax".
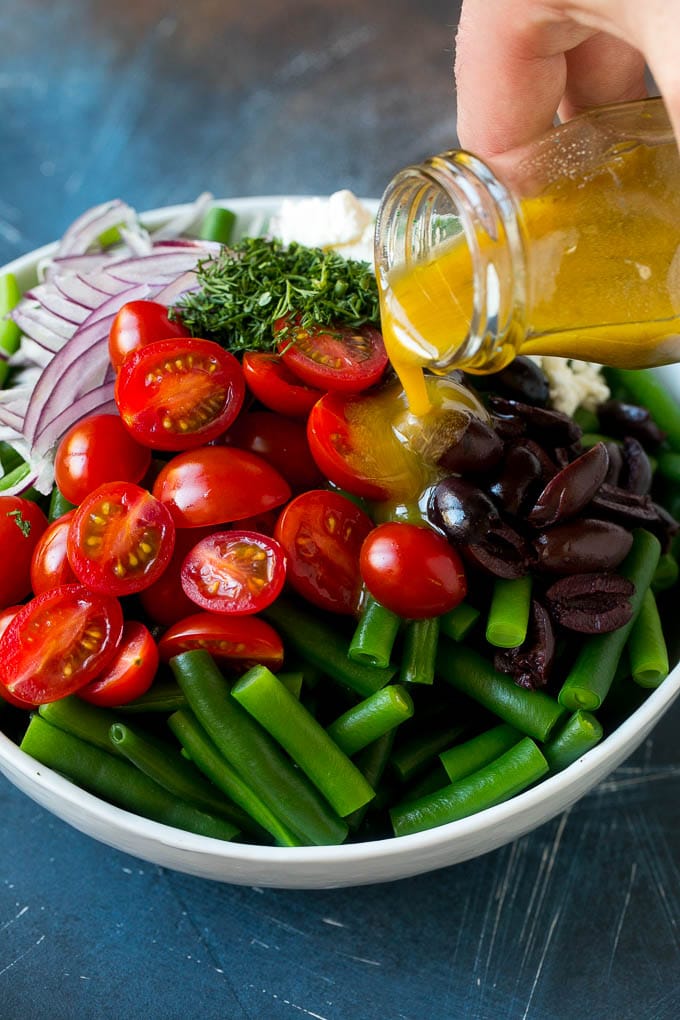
[
  {"xmin": 232, "ymin": 665, "xmax": 375, "ymax": 817},
  {"xmin": 652, "ymin": 552, "xmax": 679, "ymax": 592},
  {"xmin": 264, "ymin": 596, "xmax": 395, "ymax": 696},
  {"xmin": 0, "ymin": 441, "xmax": 24, "ymax": 475},
  {"xmin": 0, "ymin": 273, "xmax": 21, "ymax": 388},
  {"xmin": 327, "ymin": 685, "xmax": 414, "ymax": 756},
  {"xmin": 558, "ymin": 529, "xmax": 661, "ymax": 710},
  {"xmin": 118, "ymin": 681, "xmax": 187, "ymax": 714},
  {"xmin": 486, "ymin": 576, "xmax": 532, "ymax": 648},
  {"xmin": 438, "ymin": 602, "xmax": 480, "ymax": 642},
  {"xmin": 603, "ymin": 368, "xmax": 680, "ymax": 452},
  {"xmin": 400, "ymin": 762, "xmax": 450, "ymax": 803},
  {"xmin": 39, "ymin": 698, "xmax": 124, "ymax": 756},
  {"xmin": 349, "ymin": 593, "xmax": 401, "ymax": 668},
  {"xmin": 170, "ymin": 650, "xmax": 348, "ymax": 844},
  {"xmin": 345, "ymin": 731, "xmax": 396, "ymax": 831},
  {"xmin": 198, "ymin": 206, "xmax": 236, "ymax": 244},
  {"xmin": 399, "ymin": 617, "xmax": 439, "ymax": 685},
  {"xmin": 390, "ymin": 722, "xmax": 466, "ymax": 783},
  {"xmin": 572, "ymin": 407, "xmax": 601, "ymax": 433},
  {"xmin": 436, "ymin": 639, "xmax": 566, "ymax": 741},
  {"xmin": 21, "ymin": 715, "xmax": 239, "ymax": 841},
  {"xmin": 628, "ymin": 588, "xmax": 669, "ymax": 688},
  {"xmin": 541, "ymin": 711, "xmax": 603, "ymax": 772},
  {"xmin": 48, "ymin": 486, "xmax": 76, "ymax": 522},
  {"xmin": 109, "ymin": 722, "xmax": 255, "ymax": 834},
  {"xmin": 390, "ymin": 737, "xmax": 549, "ymax": 837},
  {"xmin": 278, "ymin": 671, "xmax": 304, "ymax": 699},
  {"xmin": 439, "ymin": 723, "xmax": 522, "ymax": 784},
  {"xmin": 167, "ymin": 709, "xmax": 301, "ymax": 846},
  {"xmin": 655, "ymin": 450, "xmax": 680, "ymax": 486}
]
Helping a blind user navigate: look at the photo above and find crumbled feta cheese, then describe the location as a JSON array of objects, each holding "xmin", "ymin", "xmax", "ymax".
[
  {"xmin": 269, "ymin": 190, "xmax": 375, "ymax": 263},
  {"xmin": 529, "ymin": 355, "xmax": 610, "ymax": 416}
]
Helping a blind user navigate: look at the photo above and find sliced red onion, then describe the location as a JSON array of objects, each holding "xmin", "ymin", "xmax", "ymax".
[
  {"xmin": 57, "ymin": 199, "xmax": 138, "ymax": 257},
  {"xmin": 154, "ymin": 270, "xmax": 200, "ymax": 305},
  {"xmin": 105, "ymin": 250, "xmax": 211, "ymax": 285},
  {"xmin": 46, "ymin": 252, "xmax": 117, "ymax": 278},
  {"xmin": 8, "ymin": 337, "xmax": 55, "ymax": 369},
  {"xmin": 150, "ymin": 192, "xmax": 213, "ymax": 241},
  {"xmin": 52, "ymin": 273, "xmax": 114, "ymax": 309},
  {"xmin": 10, "ymin": 303, "xmax": 78, "ymax": 347},
  {"xmin": 24, "ymin": 285, "xmax": 91, "ymax": 324},
  {"xmin": 33, "ymin": 387, "xmax": 118, "ymax": 458}
]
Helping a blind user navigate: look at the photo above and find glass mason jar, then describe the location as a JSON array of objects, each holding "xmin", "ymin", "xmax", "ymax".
[{"xmin": 374, "ymin": 98, "xmax": 680, "ymax": 407}]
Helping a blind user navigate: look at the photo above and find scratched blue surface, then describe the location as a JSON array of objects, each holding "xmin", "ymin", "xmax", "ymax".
[{"xmin": 2, "ymin": 2, "xmax": 680, "ymax": 1017}]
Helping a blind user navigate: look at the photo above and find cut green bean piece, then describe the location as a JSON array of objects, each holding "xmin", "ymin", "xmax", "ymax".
[
  {"xmin": 198, "ymin": 206, "xmax": 236, "ymax": 244},
  {"xmin": 390, "ymin": 722, "xmax": 466, "ymax": 783},
  {"xmin": 559, "ymin": 529, "xmax": 661, "ymax": 710},
  {"xmin": 278, "ymin": 671, "xmax": 304, "ymax": 699},
  {"xmin": 232, "ymin": 665, "xmax": 375, "ymax": 817},
  {"xmin": 109, "ymin": 722, "xmax": 254, "ymax": 834},
  {"xmin": 21, "ymin": 715, "xmax": 239, "ymax": 841},
  {"xmin": 439, "ymin": 603, "xmax": 480, "ymax": 642},
  {"xmin": 399, "ymin": 617, "xmax": 439, "ymax": 685},
  {"xmin": 345, "ymin": 731, "xmax": 396, "ymax": 831},
  {"xmin": 48, "ymin": 486, "xmax": 76, "ymax": 522},
  {"xmin": 390, "ymin": 737, "xmax": 549, "ymax": 837},
  {"xmin": 541, "ymin": 711, "xmax": 603, "ymax": 772},
  {"xmin": 486, "ymin": 576, "xmax": 532, "ymax": 648},
  {"xmin": 603, "ymin": 368, "xmax": 680, "ymax": 452},
  {"xmin": 439, "ymin": 723, "xmax": 522, "ymax": 784},
  {"xmin": 264, "ymin": 597, "xmax": 395, "ymax": 697},
  {"xmin": 652, "ymin": 552, "xmax": 679, "ymax": 592},
  {"xmin": 0, "ymin": 273, "xmax": 21, "ymax": 387},
  {"xmin": 327, "ymin": 685, "xmax": 414, "ymax": 757},
  {"xmin": 170, "ymin": 650, "xmax": 347, "ymax": 845},
  {"xmin": 656, "ymin": 450, "xmax": 680, "ymax": 485},
  {"xmin": 628, "ymin": 588, "xmax": 669, "ymax": 689},
  {"xmin": 39, "ymin": 698, "xmax": 124, "ymax": 756},
  {"xmin": 349, "ymin": 594, "xmax": 401, "ymax": 668},
  {"xmin": 118, "ymin": 681, "xmax": 187, "ymax": 714},
  {"xmin": 168, "ymin": 709, "xmax": 300, "ymax": 846},
  {"xmin": 436, "ymin": 639, "xmax": 566, "ymax": 741}
]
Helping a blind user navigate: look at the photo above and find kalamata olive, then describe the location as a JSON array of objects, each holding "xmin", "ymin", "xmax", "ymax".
[
  {"xmin": 527, "ymin": 442, "xmax": 609, "ymax": 527},
  {"xmin": 589, "ymin": 483, "xmax": 678, "ymax": 547},
  {"xmin": 532, "ymin": 518, "xmax": 633, "ymax": 573},
  {"xmin": 428, "ymin": 477, "xmax": 501, "ymax": 545},
  {"xmin": 470, "ymin": 356, "xmax": 550, "ymax": 406},
  {"xmin": 489, "ymin": 444, "xmax": 543, "ymax": 516},
  {"xmin": 463, "ymin": 520, "xmax": 532, "ymax": 579},
  {"xmin": 544, "ymin": 573, "xmax": 634, "ymax": 633},
  {"xmin": 603, "ymin": 440, "xmax": 623, "ymax": 485},
  {"xmin": 597, "ymin": 399, "xmax": 666, "ymax": 449},
  {"xmin": 488, "ymin": 397, "xmax": 582, "ymax": 447},
  {"xmin": 619, "ymin": 436, "xmax": 652, "ymax": 495},
  {"xmin": 437, "ymin": 413, "xmax": 504, "ymax": 475},
  {"xmin": 494, "ymin": 600, "xmax": 555, "ymax": 688}
]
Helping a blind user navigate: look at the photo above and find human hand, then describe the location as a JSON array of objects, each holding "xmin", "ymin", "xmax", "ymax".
[{"xmin": 454, "ymin": 0, "xmax": 680, "ymax": 157}]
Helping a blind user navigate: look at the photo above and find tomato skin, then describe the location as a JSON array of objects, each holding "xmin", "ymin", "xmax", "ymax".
[
  {"xmin": 360, "ymin": 522, "xmax": 467, "ymax": 619},
  {"xmin": 277, "ymin": 318, "xmax": 388, "ymax": 393},
  {"xmin": 242, "ymin": 352, "xmax": 323, "ymax": 418},
  {"xmin": 0, "ymin": 607, "xmax": 35, "ymax": 708},
  {"xmin": 274, "ymin": 489, "xmax": 373, "ymax": 615},
  {"xmin": 115, "ymin": 337, "xmax": 246, "ymax": 451},
  {"xmin": 224, "ymin": 410, "xmax": 323, "ymax": 492},
  {"xmin": 78, "ymin": 621, "xmax": 158, "ymax": 707},
  {"xmin": 152, "ymin": 446, "xmax": 291, "ymax": 528},
  {"xmin": 158, "ymin": 611, "xmax": 284, "ymax": 673},
  {"xmin": 108, "ymin": 299, "xmax": 191, "ymax": 370},
  {"xmin": 30, "ymin": 510, "xmax": 79, "ymax": 594},
  {"xmin": 307, "ymin": 391, "xmax": 392, "ymax": 501},
  {"xmin": 67, "ymin": 481, "xmax": 176, "ymax": 596},
  {"xmin": 137, "ymin": 525, "xmax": 215, "ymax": 626},
  {"xmin": 54, "ymin": 414, "xmax": 152, "ymax": 506},
  {"xmin": 0, "ymin": 584, "xmax": 124, "ymax": 704},
  {"xmin": 181, "ymin": 530, "xmax": 286, "ymax": 615},
  {"xmin": 0, "ymin": 496, "xmax": 49, "ymax": 609}
]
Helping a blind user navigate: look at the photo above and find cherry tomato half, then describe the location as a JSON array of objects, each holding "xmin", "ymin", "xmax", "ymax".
[
  {"xmin": 0, "ymin": 496, "xmax": 48, "ymax": 609},
  {"xmin": 0, "ymin": 607, "xmax": 35, "ymax": 709},
  {"xmin": 181, "ymin": 530, "xmax": 286, "ymax": 615},
  {"xmin": 138, "ymin": 526, "xmax": 216, "ymax": 626},
  {"xmin": 0, "ymin": 584, "xmax": 124, "ymax": 704},
  {"xmin": 274, "ymin": 489, "xmax": 373, "ymax": 615},
  {"xmin": 53, "ymin": 413, "xmax": 152, "ymax": 506},
  {"xmin": 30, "ymin": 510, "xmax": 78, "ymax": 594},
  {"xmin": 158, "ymin": 611, "xmax": 284, "ymax": 673},
  {"xmin": 115, "ymin": 337, "xmax": 246, "ymax": 450},
  {"xmin": 242, "ymin": 351, "xmax": 323, "ymax": 418},
  {"xmin": 277, "ymin": 317, "xmax": 388, "ymax": 393},
  {"xmin": 360, "ymin": 522, "xmax": 467, "ymax": 619},
  {"xmin": 152, "ymin": 446, "xmax": 291, "ymax": 528},
  {"xmin": 224, "ymin": 410, "xmax": 323, "ymax": 493},
  {"xmin": 78, "ymin": 621, "xmax": 158, "ymax": 707},
  {"xmin": 108, "ymin": 299, "xmax": 191, "ymax": 370},
  {"xmin": 67, "ymin": 481, "xmax": 176, "ymax": 596}
]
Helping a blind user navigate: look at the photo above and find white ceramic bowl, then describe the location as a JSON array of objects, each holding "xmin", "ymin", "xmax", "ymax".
[{"xmin": 1, "ymin": 197, "xmax": 679, "ymax": 889}]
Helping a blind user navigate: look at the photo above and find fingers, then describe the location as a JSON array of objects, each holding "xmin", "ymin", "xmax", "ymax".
[{"xmin": 558, "ymin": 32, "xmax": 648, "ymax": 122}]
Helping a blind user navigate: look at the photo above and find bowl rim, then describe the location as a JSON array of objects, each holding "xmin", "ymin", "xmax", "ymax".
[{"xmin": 1, "ymin": 193, "xmax": 679, "ymax": 872}]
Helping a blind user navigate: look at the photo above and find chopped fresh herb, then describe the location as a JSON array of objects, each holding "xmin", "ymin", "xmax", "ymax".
[
  {"xmin": 8, "ymin": 508, "xmax": 31, "ymax": 537},
  {"xmin": 173, "ymin": 238, "xmax": 379, "ymax": 353}
]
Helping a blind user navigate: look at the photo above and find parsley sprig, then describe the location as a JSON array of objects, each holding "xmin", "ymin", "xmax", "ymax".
[{"xmin": 173, "ymin": 238, "xmax": 379, "ymax": 352}]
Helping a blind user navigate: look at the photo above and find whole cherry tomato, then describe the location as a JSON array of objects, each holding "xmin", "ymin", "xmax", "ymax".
[
  {"xmin": 224, "ymin": 410, "xmax": 323, "ymax": 492},
  {"xmin": 30, "ymin": 510, "xmax": 78, "ymax": 594},
  {"xmin": 108, "ymin": 299, "xmax": 191, "ymax": 369},
  {"xmin": 78, "ymin": 620, "xmax": 158, "ymax": 707},
  {"xmin": 53, "ymin": 413, "xmax": 151, "ymax": 506},
  {"xmin": 0, "ymin": 496, "xmax": 48, "ymax": 609},
  {"xmin": 137, "ymin": 525, "xmax": 215, "ymax": 626},
  {"xmin": 242, "ymin": 352, "xmax": 323, "ymax": 418}
]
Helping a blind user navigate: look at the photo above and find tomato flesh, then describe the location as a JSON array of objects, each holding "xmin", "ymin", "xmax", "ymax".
[
  {"xmin": 108, "ymin": 299, "xmax": 191, "ymax": 370},
  {"xmin": 181, "ymin": 530, "xmax": 286, "ymax": 615},
  {"xmin": 277, "ymin": 317, "xmax": 388, "ymax": 393},
  {"xmin": 0, "ymin": 496, "xmax": 48, "ymax": 610},
  {"xmin": 242, "ymin": 351, "xmax": 323, "ymax": 418},
  {"xmin": 68, "ymin": 481, "xmax": 176, "ymax": 596},
  {"xmin": 274, "ymin": 489, "xmax": 373, "ymax": 615},
  {"xmin": 152, "ymin": 446, "xmax": 291, "ymax": 528},
  {"xmin": 54, "ymin": 413, "xmax": 152, "ymax": 506},
  {"xmin": 78, "ymin": 621, "xmax": 158, "ymax": 707},
  {"xmin": 360, "ymin": 522, "xmax": 467, "ymax": 619},
  {"xmin": 0, "ymin": 584, "xmax": 124, "ymax": 704},
  {"xmin": 158, "ymin": 611, "xmax": 284, "ymax": 673},
  {"xmin": 115, "ymin": 337, "xmax": 246, "ymax": 450},
  {"xmin": 30, "ymin": 510, "xmax": 78, "ymax": 594}
]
